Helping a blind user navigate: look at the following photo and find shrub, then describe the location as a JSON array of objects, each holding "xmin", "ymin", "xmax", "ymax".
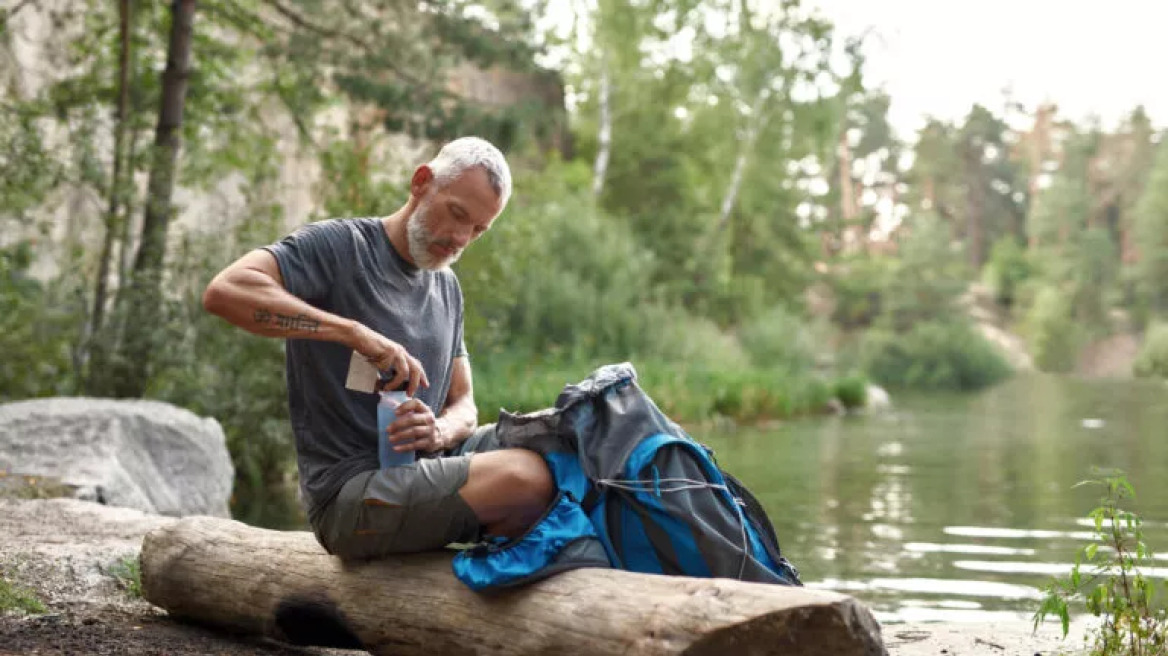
[
  {"xmin": 738, "ymin": 305, "xmax": 818, "ymax": 371},
  {"xmin": 983, "ymin": 237, "xmax": 1033, "ymax": 308},
  {"xmin": 833, "ymin": 373, "xmax": 869, "ymax": 409},
  {"xmin": 861, "ymin": 320, "xmax": 1012, "ymax": 391},
  {"xmin": 1026, "ymin": 285, "xmax": 1082, "ymax": 373},
  {"xmin": 1034, "ymin": 471, "xmax": 1167, "ymax": 655},
  {"xmin": 1133, "ymin": 323, "xmax": 1168, "ymax": 379}
]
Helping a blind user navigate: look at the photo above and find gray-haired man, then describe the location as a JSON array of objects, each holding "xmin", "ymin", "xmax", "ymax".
[{"xmin": 203, "ymin": 137, "xmax": 553, "ymax": 558}]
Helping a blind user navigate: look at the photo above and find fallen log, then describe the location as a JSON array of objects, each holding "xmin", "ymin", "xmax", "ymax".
[{"xmin": 141, "ymin": 516, "xmax": 886, "ymax": 655}]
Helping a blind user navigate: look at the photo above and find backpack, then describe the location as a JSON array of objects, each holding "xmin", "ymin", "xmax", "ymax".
[{"xmin": 452, "ymin": 363, "xmax": 801, "ymax": 591}]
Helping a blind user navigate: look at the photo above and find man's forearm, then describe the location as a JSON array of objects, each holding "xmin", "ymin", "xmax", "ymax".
[
  {"xmin": 204, "ymin": 267, "xmax": 358, "ymax": 347},
  {"xmin": 437, "ymin": 394, "xmax": 478, "ymax": 449}
]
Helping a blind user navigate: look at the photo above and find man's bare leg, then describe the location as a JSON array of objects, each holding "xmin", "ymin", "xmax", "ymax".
[{"xmin": 458, "ymin": 449, "xmax": 555, "ymax": 538}]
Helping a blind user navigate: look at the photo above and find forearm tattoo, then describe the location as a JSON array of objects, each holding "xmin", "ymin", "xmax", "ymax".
[{"xmin": 254, "ymin": 308, "xmax": 320, "ymax": 333}]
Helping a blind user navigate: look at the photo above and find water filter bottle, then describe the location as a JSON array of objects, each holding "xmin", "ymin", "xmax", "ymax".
[{"xmin": 377, "ymin": 389, "xmax": 414, "ymax": 468}]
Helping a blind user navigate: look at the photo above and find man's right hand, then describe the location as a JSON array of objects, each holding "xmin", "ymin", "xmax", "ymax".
[{"xmin": 350, "ymin": 323, "xmax": 429, "ymax": 397}]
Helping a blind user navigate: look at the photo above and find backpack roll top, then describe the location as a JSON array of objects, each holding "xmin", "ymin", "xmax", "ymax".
[{"xmin": 451, "ymin": 491, "xmax": 611, "ymax": 593}]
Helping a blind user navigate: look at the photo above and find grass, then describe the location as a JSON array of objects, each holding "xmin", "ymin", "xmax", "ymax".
[
  {"xmin": 106, "ymin": 555, "xmax": 142, "ymax": 599},
  {"xmin": 473, "ymin": 358, "xmax": 868, "ymax": 425},
  {"xmin": 0, "ymin": 575, "xmax": 46, "ymax": 615}
]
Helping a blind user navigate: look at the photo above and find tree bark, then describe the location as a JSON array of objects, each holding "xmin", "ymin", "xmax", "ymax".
[
  {"xmin": 591, "ymin": 64, "xmax": 611, "ymax": 198},
  {"xmin": 84, "ymin": 0, "xmax": 133, "ymax": 386},
  {"xmin": 716, "ymin": 87, "xmax": 769, "ymax": 234},
  {"xmin": 107, "ymin": 0, "xmax": 195, "ymax": 397},
  {"xmin": 141, "ymin": 517, "xmax": 887, "ymax": 656}
]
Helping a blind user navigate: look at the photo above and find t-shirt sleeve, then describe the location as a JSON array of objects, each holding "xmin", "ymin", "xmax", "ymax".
[
  {"xmin": 452, "ymin": 274, "xmax": 467, "ymax": 359},
  {"xmin": 262, "ymin": 220, "xmax": 352, "ymax": 301}
]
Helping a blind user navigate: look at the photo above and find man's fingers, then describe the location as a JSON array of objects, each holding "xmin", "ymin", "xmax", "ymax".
[
  {"xmin": 406, "ymin": 364, "xmax": 423, "ymax": 398},
  {"xmin": 417, "ymin": 358, "xmax": 431, "ymax": 389},
  {"xmin": 385, "ymin": 352, "xmax": 408, "ymax": 391}
]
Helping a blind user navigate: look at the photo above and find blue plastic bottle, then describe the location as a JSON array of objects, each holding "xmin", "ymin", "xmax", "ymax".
[{"xmin": 377, "ymin": 389, "xmax": 414, "ymax": 468}]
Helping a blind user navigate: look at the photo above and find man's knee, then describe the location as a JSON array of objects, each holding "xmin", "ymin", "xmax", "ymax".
[{"xmin": 459, "ymin": 449, "xmax": 555, "ymax": 531}]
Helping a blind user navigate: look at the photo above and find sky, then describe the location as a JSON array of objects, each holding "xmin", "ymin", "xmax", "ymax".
[{"xmin": 806, "ymin": 0, "xmax": 1168, "ymax": 137}]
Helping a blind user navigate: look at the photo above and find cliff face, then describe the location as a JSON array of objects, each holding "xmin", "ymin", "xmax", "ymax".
[{"xmin": 2, "ymin": 2, "xmax": 565, "ymax": 280}]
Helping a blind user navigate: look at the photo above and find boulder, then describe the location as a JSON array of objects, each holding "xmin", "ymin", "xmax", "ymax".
[
  {"xmin": 0, "ymin": 398, "xmax": 234, "ymax": 517},
  {"xmin": 864, "ymin": 385, "xmax": 892, "ymax": 411}
]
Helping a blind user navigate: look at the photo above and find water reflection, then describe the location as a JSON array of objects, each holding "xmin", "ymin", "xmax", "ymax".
[{"xmin": 695, "ymin": 374, "xmax": 1168, "ymax": 623}]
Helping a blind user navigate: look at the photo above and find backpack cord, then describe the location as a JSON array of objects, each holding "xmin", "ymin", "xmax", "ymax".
[{"xmin": 594, "ymin": 477, "xmax": 751, "ymax": 579}]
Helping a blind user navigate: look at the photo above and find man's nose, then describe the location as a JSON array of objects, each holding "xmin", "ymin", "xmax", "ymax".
[{"xmin": 452, "ymin": 225, "xmax": 473, "ymax": 248}]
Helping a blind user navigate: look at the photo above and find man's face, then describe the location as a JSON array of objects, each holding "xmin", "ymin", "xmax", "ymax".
[{"xmin": 407, "ymin": 166, "xmax": 502, "ymax": 270}]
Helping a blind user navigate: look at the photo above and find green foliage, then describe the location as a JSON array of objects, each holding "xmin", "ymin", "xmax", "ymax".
[
  {"xmin": 0, "ymin": 242, "xmax": 84, "ymax": 401},
  {"xmin": 1026, "ymin": 285, "xmax": 1083, "ymax": 373},
  {"xmin": 473, "ymin": 356, "xmax": 858, "ymax": 426},
  {"xmin": 881, "ymin": 213, "xmax": 970, "ymax": 332},
  {"xmin": 828, "ymin": 257, "xmax": 890, "ymax": 329},
  {"xmin": 983, "ymin": 237, "xmax": 1034, "ymax": 308},
  {"xmin": 832, "ymin": 373, "xmax": 869, "ymax": 409},
  {"xmin": 1133, "ymin": 324, "xmax": 1168, "ymax": 379},
  {"xmin": 0, "ymin": 575, "xmax": 46, "ymax": 615},
  {"xmin": 861, "ymin": 320, "xmax": 1012, "ymax": 391},
  {"xmin": 1133, "ymin": 138, "xmax": 1168, "ymax": 317},
  {"xmin": 738, "ymin": 306, "xmax": 818, "ymax": 372},
  {"xmin": 1034, "ymin": 471, "xmax": 1167, "ymax": 655},
  {"xmin": 0, "ymin": 108, "xmax": 61, "ymax": 223},
  {"xmin": 105, "ymin": 555, "xmax": 142, "ymax": 599}
]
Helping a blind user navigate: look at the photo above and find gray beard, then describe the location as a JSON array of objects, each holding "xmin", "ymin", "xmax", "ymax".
[{"xmin": 406, "ymin": 203, "xmax": 460, "ymax": 270}]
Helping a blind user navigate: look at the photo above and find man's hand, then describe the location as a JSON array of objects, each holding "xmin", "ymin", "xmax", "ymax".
[
  {"xmin": 350, "ymin": 324, "xmax": 429, "ymax": 397},
  {"xmin": 388, "ymin": 399, "xmax": 449, "ymax": 454}
]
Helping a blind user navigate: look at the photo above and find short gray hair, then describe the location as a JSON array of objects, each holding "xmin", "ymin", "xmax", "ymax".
[{"xmin": 427, "ymin": 136, "xmax": 512, "ymax": 207}]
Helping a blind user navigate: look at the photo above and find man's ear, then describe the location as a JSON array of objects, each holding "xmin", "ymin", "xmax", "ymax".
[{"xmin": 410, "ymin": 165, "xmax": 434, "ymax": 199}]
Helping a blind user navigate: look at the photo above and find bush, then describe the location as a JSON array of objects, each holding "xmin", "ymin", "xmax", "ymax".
[
  {"xmin": 0, "ymin": 242, "xmax": 85, "ymax": 401},
  {"xmin": 983, "ymin": 237, "xmax": 1033, "ymax": 308},
  {"xmin": 738, "ymin": 305, "xmax": 817, "ymax": 371},
  {"xmin": 833, "ymin": 373, "xmax": 869, "ymax": 409},
  {"xmin": 861, "ymin": 320, "xmax": 1012, "ymax": 391},
  {"xmin": 1133, "ymin": 323, "xmax": 1168, "ymax": 379},
  {"xmin": 1026, "ymin": 285, "xmax": 1082, "ymax": 373},
  {"xmin": 1034, "ymin": 471, "xmax": 1167, "ymax": 655}
]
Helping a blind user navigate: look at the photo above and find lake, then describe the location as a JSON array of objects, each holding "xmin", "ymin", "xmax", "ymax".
[{"xmin": 694, "ymin": 373, "xmax": 1168, "ymax": 624}]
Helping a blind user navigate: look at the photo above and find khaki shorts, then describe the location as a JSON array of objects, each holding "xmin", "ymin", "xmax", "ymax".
[{"xmin": 312, "ymin": 424, "xmax": 500, "ymax": 560}]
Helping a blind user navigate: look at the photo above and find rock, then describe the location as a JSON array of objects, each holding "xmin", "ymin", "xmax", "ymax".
[
  {"xmin": 865, "ymin": 385, "xmax": 892, "ymax": 411},
  {"xmin": 0, "ymin": 498, "xmax": 176, "ymax": 607},
  {"xmin": 0, "ymin": 398, "xmax": 234, "ymax": 517}
]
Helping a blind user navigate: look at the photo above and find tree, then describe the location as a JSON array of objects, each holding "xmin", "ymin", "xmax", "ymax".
[
  {"xmin": 84, "ymin": 0, "xmax": 135, "ymax": 377},
  {"xmin": 1133, "ymin": 136, "xmax": 1168, "ymax": 317},
  {"xmin": 102, "ymin": 0, "xmax": 197, "ymax": 398}
]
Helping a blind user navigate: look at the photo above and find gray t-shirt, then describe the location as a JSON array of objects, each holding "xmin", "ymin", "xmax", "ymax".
[{"xmin": 263, "ymin": 217, "xmax": 467, "ymax": 525}]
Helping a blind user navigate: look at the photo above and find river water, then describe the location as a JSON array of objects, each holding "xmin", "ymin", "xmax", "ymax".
[{"xmin": 694, "ymin": 373, "xmax": 1168, "ymax": 624}]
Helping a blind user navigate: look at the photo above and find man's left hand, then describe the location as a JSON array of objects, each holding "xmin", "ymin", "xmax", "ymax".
[{"xmin": 388, "ymin": 399, "xmax": 449, "ymax": 454}]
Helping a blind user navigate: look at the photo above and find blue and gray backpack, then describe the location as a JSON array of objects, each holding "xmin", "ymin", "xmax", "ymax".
[{"xmin": 452, "ymin": 362, "xmax": 801, "ymax": 591}]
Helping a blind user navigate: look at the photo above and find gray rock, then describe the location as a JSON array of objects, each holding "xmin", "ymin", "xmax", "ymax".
[
  {"xmin": 865, "ymin": 385, "xmax": 892, "ymax": 411},
  {"xmin": 0, "ymin": 398, "xmax": 234, "ymax": 517}
]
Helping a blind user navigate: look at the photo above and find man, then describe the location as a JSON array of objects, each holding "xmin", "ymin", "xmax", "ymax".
[{"xmin": 203, "ymin": 137, "xmax": 554, "ymax": 559}]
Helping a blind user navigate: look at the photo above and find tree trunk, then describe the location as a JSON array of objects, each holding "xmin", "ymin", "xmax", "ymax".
[
  {"xmin": 107, "ymin": 0, "xmax": 195, "ymax": 398},
  {"xmin": 715, "ymin": 88, "xmax": 769, "ymax": 234},
  {"xmin": 141, "ymin": 517, "xmax": 887, "ymax": 656},
  {"xmin": 84, "ymin": 0, "xmax": 133, "ymax": 388},
  {"xmin": 591, "ymin": 64, "xmax": 611, "ymax": 198}
]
